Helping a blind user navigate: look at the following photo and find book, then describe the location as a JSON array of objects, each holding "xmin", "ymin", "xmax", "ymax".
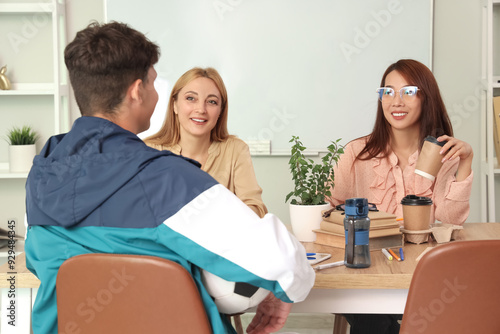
[
  {"xmin": 320, "ymin": 220, "xmax": 402, "ymax": 238},
  {"xmin": 493, "ymin": 96, "xmax": 500, "ymax": 166},
  {"xmin": 313, "ymin": 229, "xmax": 404, "ymax": 251},
  {"xmin": 322, "ymin": 209, "xmax": 399, "ymax": 229}
]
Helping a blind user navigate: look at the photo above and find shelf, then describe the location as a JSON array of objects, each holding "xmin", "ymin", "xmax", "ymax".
[
  {"xmin": 0, "ymin": 172, "xmax": 29, "ymax": 179},
  {"xmin": 0, "ymin": 83, "xmax": 56, "ymax": 95},
  {"xmin": 493, "ymin": 76, "xmax": 500, "ymax": 88},
  {"xmin": 483, "ymin": 0, "xmax": 499, "ymax": 221},
  {"xmin": 0, "ymin": 163, "xmax": 29, "ymax": 179}
]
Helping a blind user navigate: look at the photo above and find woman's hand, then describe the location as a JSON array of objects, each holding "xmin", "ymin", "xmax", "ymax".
[
  {"xmin": 437, "ymin": 135, "xmax": 473, "ymax": 163},
  {"xmin": 437, "ymin": 135, "xmax": 473, "ymax": 181}
]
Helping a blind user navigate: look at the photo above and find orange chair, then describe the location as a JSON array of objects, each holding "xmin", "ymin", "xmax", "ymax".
[
  {"xmin": 56, "ymin": 253, "xmax": 212, "ymax": 334},
  {"xmin": 400, "ymin": 239, "xmax": 500, "ymax": 334}
]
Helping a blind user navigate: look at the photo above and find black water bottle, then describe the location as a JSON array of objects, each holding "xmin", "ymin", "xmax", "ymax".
[{"xmin": 344, "ymin": 198, "xmax": 371, "ymax": 268}]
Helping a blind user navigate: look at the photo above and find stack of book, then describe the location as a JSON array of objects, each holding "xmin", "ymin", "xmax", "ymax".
[
  {"xmin": 314, "ymin": 209, "xmax": 404, "ymax": 251},
  {"xmin": 493, "ymin": 96, "xmax": 500, "ymax": 165}
]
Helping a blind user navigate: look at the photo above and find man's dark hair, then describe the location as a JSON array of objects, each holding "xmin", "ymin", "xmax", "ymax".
[{"xmin": 64, "ymin": 21, "xmax": 160, "ymax": 116}]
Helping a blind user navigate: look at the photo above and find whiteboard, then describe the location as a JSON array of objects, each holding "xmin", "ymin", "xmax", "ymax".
[{"xmin": 106, "ymin": 0, "xmax": 433, "ymax": 151}]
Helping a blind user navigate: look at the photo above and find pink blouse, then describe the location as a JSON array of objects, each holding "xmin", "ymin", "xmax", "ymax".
[{"xmin": 328, "ymin": 137, "xmax": 473, "ymax": 225}]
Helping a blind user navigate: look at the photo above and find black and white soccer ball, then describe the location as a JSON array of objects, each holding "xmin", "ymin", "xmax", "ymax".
[{"xmin": 201, "ymin": 270, "xmax": 270, "ymax": 314}]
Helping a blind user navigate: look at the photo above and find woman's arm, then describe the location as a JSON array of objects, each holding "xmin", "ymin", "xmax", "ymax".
[
  {"xmin": 232, "ymin": 140, "xmax": 268, "ymax": 217},
  {"xmin": 430, "ymin": 157, "xmax": 473, "ymax": 225},
  {"xmin": 437, "ymin": 135, "xmax": 474, "ymax": 182}
]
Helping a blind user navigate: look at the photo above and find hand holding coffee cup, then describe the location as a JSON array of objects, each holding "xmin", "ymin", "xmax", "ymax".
[{"xmin": 415, "ymin": 136, "xmax": 447, "ymax": 181}]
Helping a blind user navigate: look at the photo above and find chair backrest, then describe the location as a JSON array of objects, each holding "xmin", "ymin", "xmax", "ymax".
[
  {"xmin": 400, "ymin": 239, "xmax": 500, "ymax": 334},
  {"xmin": 56, "ymin": 253, "xmax": 212, "ymax": 334}
]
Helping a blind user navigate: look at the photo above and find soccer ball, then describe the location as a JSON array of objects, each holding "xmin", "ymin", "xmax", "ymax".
[{"xmin": 201, "ymin": 270, "xmax": 270, "ymax": 314}]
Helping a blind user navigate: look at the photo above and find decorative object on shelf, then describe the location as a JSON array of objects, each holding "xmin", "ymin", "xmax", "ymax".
[
  {"xmin": 0, "ymin": 65, "xmax": 12, "ymax": 90},
  {"xmin": 285, "ymin": 135, "xmax": 343, "ymax": 241},
  {"xmin": 6, "ymin": 126, "xmax": 39, "ymax": 173}
]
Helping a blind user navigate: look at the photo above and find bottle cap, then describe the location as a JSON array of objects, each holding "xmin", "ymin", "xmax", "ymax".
[
  {"xmin": 400, "ymin": 194, "xmax": 433, "ymax": 206},
  {"xmin": 345, "ymin": 198, "xmax": 369, "ymax": 217}
]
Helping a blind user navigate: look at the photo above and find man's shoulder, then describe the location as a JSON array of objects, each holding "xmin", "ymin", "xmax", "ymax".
[{"xmin": 145, "ymin": 151, "xmax": 201, "ymax": 171}]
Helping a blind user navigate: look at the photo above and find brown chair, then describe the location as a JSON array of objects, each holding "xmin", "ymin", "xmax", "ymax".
[
  {"xmin": 400, "ymin": 239, "xmax": 500, "ymax": 334},
  {"xmin": 56, "ymin": 253, "xmax": 212, "ymax": 334},
  {"xmin": 333, "ymin": 314, "xmax": 349, "ymax": 334}
]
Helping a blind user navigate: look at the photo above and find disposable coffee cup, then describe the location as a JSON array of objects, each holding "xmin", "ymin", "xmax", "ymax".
[
  {"xmin": 415, "ymin": 136, "xmax": 447, "ymax": 181},
  {"xmin": 401, "ymin": 195, "xmax": 432, "ymax": 231}
]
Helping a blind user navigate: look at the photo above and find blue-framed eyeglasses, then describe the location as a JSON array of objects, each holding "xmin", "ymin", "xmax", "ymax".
[
  {"xmin": 376, "ymin": 86, "xmax": 419, "ymax": 103},
  {"xmin": 322, "ymin": 203, "xmax": 379, "ymax": 218}
]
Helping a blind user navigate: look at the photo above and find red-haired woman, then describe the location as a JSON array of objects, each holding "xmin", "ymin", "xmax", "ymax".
[
  {"xmin": 328, "ymin": 59, "xmax": 473, "ymax": 334},
  {"xmin": 329, "ymin": 58, "xmax": 473, "ymax": 227}
]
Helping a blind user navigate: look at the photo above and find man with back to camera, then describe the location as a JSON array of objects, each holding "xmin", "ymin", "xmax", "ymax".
[{"xmin": 24, "ymin": 21, "xmax": 315, "ymax": 333}]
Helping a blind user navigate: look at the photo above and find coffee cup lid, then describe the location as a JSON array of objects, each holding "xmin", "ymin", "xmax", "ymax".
[
  {"xmin": 401, "ymin": 194, "xmax": 433, "ymax": 206},
  {"xmin": 424, "ymin": 135, "xmax": 447, "ymax": 147}
]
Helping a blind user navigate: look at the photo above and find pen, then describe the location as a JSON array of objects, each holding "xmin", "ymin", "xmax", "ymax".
[
  {"xmin": 381, "ymin": 248, "xmax": 393, "ymax": 261},
  {"xmin": 396, "ymin": 218, "xmax": 404, "ymax": 221},
  {"xmin": 399, "ymin": 248, "xmax": 405, "ymax": 261},
  {"xmin": 308, "ymin": 253, "xmax": 332, "ymax": 265},
  {"xmin": 314, "ymin": 260, "xmax": 345, "ymax": 271},
  {"xmin": 388, "ymin": 248, "xmax": 401, "ymax": 261}
]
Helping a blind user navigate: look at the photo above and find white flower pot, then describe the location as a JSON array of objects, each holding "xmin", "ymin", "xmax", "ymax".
[
  {"xmin": 9, "ymin": 144, "xmax": 36, "ymax": 173},
  {"xmin": 289, "ymin": 203, "xmax": 331, "ymax": 242}
]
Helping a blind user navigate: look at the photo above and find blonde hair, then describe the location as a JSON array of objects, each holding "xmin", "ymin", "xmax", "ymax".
[{"xmin": 145, "ymin": 67, "xmax": 229, "ymax": 146}]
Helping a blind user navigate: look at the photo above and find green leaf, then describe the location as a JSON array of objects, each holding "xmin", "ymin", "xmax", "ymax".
[
  {"xmin": 5, "ymin": 126, "xmax": 39, "ymax": 145},
  {"xmin": 285, "ymin": 135, "xmax": 344, "ymax": 205}
]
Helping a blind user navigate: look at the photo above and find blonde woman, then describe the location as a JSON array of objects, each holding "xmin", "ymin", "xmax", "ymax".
[{"xmin": 145, "ymin": 67, "xmax": 267, "ymax": 217}]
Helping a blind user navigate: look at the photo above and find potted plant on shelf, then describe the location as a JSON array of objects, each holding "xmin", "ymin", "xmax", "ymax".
[
  {"xmin": 285, "ymin": 135, "xmax": 343, "ymax": 242},
  {"xmin": 6, "ymin": 125, "xmax": 39, "ymax": 173}
]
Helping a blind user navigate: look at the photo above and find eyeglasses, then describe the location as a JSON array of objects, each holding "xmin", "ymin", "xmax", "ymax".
[
  {"xmin": 376, "ymin": 86, "xmax": 419, "ymax": 103},
  {"xmin": 322, "ymin": 203, "xmax": 379, "ymax": 218}
]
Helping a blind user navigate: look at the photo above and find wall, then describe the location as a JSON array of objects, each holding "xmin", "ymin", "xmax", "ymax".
[
  {"xmin": 65, "ymin": 0, "xmax": 105, "ymax": 123},
  {"xmin": 106, "ymin": 0, "xmax": 433, "ymax": 152},
  {"xmin": 0, "ymin": 0, "xmax": 489, "ymax": 239},
  {"xmin": 432, "ymin": 0, "xmax": 482, "ymax": 223}
]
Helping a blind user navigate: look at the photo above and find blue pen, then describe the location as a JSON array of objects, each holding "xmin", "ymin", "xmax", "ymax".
[
  {"xmin": 399, "ymin": 248, "xmax": 405, "ymax": 261},
  {"xmin": 307, "ymin": 253, "xmax": 332, "ymax": 265}
]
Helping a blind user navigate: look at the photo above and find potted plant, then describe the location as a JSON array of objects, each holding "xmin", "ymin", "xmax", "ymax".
[
  {"xmin": 6, "ymin": 125, "xmax": 39, "ymax": 173},
  {"xmin": 285, "ymin": 135, "xmax": 343, "ymax": 241}
]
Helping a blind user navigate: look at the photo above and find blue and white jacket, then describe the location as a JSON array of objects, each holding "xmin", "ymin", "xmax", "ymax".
[{"xmin": 25, "ymin": 116, "xmax": 315, "ymax": 334}]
